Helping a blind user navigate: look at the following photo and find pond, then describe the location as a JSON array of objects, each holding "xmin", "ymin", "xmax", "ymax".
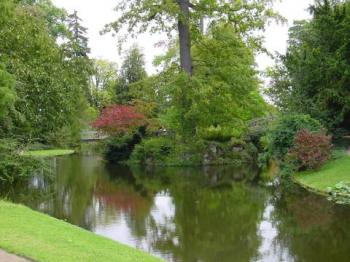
[{"xmin": 2, "ymin": 154, "xmax": 350, "ymax": 262}]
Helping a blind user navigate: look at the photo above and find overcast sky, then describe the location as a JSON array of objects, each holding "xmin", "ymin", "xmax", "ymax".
[{"xmin": 52, "ymin": 0, "xmax": 314, "ymax": 74}]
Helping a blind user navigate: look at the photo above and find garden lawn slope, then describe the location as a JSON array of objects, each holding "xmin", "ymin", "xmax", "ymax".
[
  {"xmin": 0, "ymin": 201, "xmax": 162, "ymax": 262},
  {"xmin": 295, "ymin": 155, "xmax": 350, "ymax": 192},
  {"xmin": 22, "ymin": 149, "xmax": 75, "ymax": 157}
]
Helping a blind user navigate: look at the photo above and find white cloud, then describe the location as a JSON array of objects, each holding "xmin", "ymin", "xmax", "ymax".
[{"xmin": 52, "ymin": 0, "xmax": 314, "ymax": 74}]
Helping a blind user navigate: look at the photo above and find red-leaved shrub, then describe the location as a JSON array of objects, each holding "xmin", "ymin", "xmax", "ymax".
[
  {"xmin": 290, "ymin": 129, "xmax": 332, "ymax": 170},
  {"xmin": 92, "ymin": 105, "xmax": 145, "ymax": 134}
]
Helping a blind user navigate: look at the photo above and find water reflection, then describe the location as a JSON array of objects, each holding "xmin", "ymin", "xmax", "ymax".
[{"xmin": 1, "ymin": 155, "xmax": 350, "ymax": 262}]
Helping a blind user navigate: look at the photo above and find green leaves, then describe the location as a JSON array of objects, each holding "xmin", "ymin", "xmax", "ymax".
[
  {"xmin": 0, "ymin": 2, "xmax": 91, "ymax": 143},
  {"xmin": 327, "ymin": 181, "xmax": 350, "ymax": 205},
  {"xmin": 0, "ymin": 66, "xmax": 16, "ymax": 121},
  {"xmin": 267, "ymin": 0, "xmax": 350, "ymax": 131}
]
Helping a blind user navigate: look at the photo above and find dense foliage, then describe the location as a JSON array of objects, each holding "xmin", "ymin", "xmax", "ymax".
[
  {"xmin": 267, "ymin": 0, "xmax": 350, "ymax": 131},
  {"xmin": 267, "ymin": 114, "xmax": 323, "ymax": 161},
  {"xmin": 290, "ymin": 129, "xmax": 332, "ymax": 170},
  {"xmin": 115, "ymin": 46, "xmax": 147, "ymax": 104},
  {"xmin": 92, "ymin": 105, "xmax": 145, "ymax": 134},
  {"xmin": 106, "ymin": 0, "xmax": 282, "ymax": 75},
  {"xmin": 92, "ymin": 0, "xmax": 282, "ymax": 166},
  {"xmin": 0, "ymin": 1, "xmax": 92, "ymax": 144},
  {"xmin": 0, "ymin": 139, "xmax": 43, "ymax": 184},
  {"xmin": 0, "ymin": 0, "xmax": 94, "ymax": 182},
  {"xmin": 104, "ymin": 132, "xmax": 143, "ymax": 163}
]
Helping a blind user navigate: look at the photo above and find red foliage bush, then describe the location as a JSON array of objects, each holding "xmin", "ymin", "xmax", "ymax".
[
  {"xmin": 92, "ymin": 105, "xmax": 145, "ymax": 134},
  {"xmin": 290, "ymin": 129, "xmax": 332, "ymax": 170}
]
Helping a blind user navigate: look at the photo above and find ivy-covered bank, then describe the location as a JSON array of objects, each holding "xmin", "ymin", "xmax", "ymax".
[{"xmin": 0, "ymin": 201, "xmax": 162, "ymax": 262}]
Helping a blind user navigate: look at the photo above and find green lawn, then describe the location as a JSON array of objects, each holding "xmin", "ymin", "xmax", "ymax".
[
  {"xmin": 22, "ymin": 149, "xmax": 75, "ymax": 157},
  {"xmin": 295, "ymin": 155, "xmax": 350, "ymax": 192},
  {"xmin": 0, "ymin": 201, "xmax": 162, "ymax": 262}
]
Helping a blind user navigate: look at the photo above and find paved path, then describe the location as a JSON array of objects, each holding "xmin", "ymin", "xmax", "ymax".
[{"xmin": 0, "ymin": 250, "xmax": 30, "ymax": 262}]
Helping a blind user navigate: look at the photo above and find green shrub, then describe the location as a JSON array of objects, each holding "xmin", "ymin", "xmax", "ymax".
[
  {"xmin": 199, "ymin": 125, "xmax": 244, "ymax": 142},
  {"xmin": 0, "ymin": 139, "xmax": 43, "ymax": 184},
  {"xmin": 246, "ymin": 116, "xmax": 275, "ymax": 147},
  {"xmin": 267, "ymin": 114, "xmax": 323, "ymax": 160},
  {"xmin": 130, "ymin": 137, "xmax": 174, "ymax": 165},
  {"xmin": 104, "ymin": 132, "xmax": 142, "ymax": 163}
]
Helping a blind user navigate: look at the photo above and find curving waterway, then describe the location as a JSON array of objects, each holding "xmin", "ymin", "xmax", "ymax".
[{"xmin": 2, "ymin": 154, "xmax": 350, "ymax": 262}]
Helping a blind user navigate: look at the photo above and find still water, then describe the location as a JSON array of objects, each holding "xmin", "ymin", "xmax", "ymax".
[{"xmin": 2, "ymin": 155, "xmax": 350, "ymax": 262}]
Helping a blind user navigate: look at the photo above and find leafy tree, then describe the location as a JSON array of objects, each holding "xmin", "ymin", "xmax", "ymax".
[
  {"xmin": 158, "ymin": 24, "xmax": 267, "ymax": 138},
  {"xmin": 91, "ymin": 59, "xmax": 118, "ymax": 91},
  {"xmin": 0, "ymin": 3, "xmax": 88, "ymax": 143},
  {"xmin": 0, "ymin": 67, "xmax": 16, "ymax": 124},
  {"xmin": 107, "ymin": 0, "xmax": 281, "ymax": 75},
  {"xmin": 115, "ymin": 46, "xmax": 147, "ymax": 104},
  {"xmin": 267, "ymin": 0, "xmax": 350, "ymax": 131},
  {"xmin": 89, "ymin": 59, "xmax": 118, "ymax": 108},
  {"xmin": 92, "ymin": 105, "xmax": 145, "ymax": 134},
  {"xmin": 14, "ymin": 0, "xmax": 68, "ymax": 39},
  {"xmin": 0, "ymin": 1, "xmax": 16, "ymax": 128}
]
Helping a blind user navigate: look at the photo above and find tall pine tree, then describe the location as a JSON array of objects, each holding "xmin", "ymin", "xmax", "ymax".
[{"xmin": 66, "ymin": 10, "xmax": 90, "ymax": 57}]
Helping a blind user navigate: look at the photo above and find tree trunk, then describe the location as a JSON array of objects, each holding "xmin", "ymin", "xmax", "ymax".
[{"xmin": 177, "ymin": 0, "xmax": 192, "ymax": 76}]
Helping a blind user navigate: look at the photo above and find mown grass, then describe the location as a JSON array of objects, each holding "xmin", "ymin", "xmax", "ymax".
[
  {"xmin": 295, "ymin": 155, "xmax": 350, "ymax": 192},
  {"xmin": 0, "ymin": 201, "xmax": 162, "ymax": 262},
  {"xmin": 22, "ymin": 149, "xmax": 75, "ymax": 157}
]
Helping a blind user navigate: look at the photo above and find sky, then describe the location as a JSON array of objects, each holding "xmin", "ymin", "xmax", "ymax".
[{"xmin": 52, "ymin": 0, "xmax": 314, "ymax": 75}]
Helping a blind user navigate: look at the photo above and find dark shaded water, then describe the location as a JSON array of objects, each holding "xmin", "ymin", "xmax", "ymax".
[{"xmin": 2, "ymin": 155, "xmax": 350, "ymax": 262}]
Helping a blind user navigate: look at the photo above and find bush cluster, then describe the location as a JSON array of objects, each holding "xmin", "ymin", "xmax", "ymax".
[
  {"xmin": 259, "ymin": 114, "xmax": 333, "ymax": 175},
  {"xmin": 130, "ymin": 137, "xmax": 174, "ymax": 165},
  {"xmin": 104, "ymin": 132, "xmax": 142, "ymax": 163},
  {"xmin": 0, "ymin": 139, "xmax": 43, "ymax": 184},
  {"xmin": 267, "ymin": 114, "xmax": 323, "ymax": 160},
  {"xmin": 290, "ymin": 129, "xmax": 332, "ymax": 170}
]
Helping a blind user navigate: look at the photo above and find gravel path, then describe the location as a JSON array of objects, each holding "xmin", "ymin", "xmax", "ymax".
[{"xmin": 0, "ymin": 250, "xmax": 30, "ymax": 262}]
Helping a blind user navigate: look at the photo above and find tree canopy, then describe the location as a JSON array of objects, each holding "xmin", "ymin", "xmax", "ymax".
[
  {"xmin": 0, "ymin": 0, "xmax": 92, "ymax": 143},
  {"xmin": 267, "ymin": 0, "xmax": 350, "ymax": 131},
  {"xmin": 106, "ymin": 0, "xmax": 282, "ymax": 75}
]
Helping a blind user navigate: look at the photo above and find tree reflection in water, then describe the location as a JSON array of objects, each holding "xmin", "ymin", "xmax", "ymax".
[{"xmin": 3, "ymin": 155, "xmax": 350, "ymax": 262}]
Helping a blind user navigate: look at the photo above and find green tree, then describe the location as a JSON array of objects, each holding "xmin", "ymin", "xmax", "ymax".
[
  {"xmin": 90, "ymin": 59, "xmax": 118, "ymax": 108},
  {"xmin": 267, "ymin": 0, "xmax": 350, "ymax": 131},
  {"xmin": 107, "ymin": 0, "xmax": 281, "ymax": 75},
  {"xmin": 64, "ymin": 10, "xmax": 93, "ymax": 107},
  {"xmin": 14, "ymin": 0, "xmax": 68, "ymax": 39},
  {"xmin": 0, "ymin": 3, "xmax": 88, "ymax": 143},
  {"xmin": 115, "ymin": 46, "xmax": 147, "ymax": 104},
  {"xmin": 158, "ymin": 24, "xmax": 267, "ymax": 138},
  {"xmin": 66, "ymin": 10, "xmax": 90, "ymax": 57},
  {"xmin": 0, "ymin": 67, "xmax": 16, "ymax": 125}
]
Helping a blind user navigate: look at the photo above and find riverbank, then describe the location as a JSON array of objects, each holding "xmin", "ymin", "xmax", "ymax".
[
  {"xmin": 22, "ymin": 149, "xmax": 75, "ymax": 157},
  {"xmin": 0, "ymin": 201, "xmax": 162, "ymax": 262},
  {"xmin": 294, "ymin": 153, "xmax": 350, "ymax": 195}
]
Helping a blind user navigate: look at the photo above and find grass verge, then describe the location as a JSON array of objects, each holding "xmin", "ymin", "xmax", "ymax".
[
  {"xmin": 0, "ymin": 201, "xmax": 162, "ymax": 262},
  {"xmin": 295, "ymin": 154, "xmax": 350, "ymax": 192},
  {"xmin": 22, "ymin": 149, "xmax": 75, "ymax": 157}
]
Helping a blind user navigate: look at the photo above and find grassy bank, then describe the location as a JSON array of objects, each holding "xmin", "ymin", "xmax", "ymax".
[
  {"xmin": 295, "ymin": 154, "xmax": 350, "ymax": 192},
  {"xmin": 0, "ymin": 201, "xmax": 162, "ymax": 262},
  {"xmin": 22, "ymin": 149, "xmax": 75, "ymax": 157}
]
